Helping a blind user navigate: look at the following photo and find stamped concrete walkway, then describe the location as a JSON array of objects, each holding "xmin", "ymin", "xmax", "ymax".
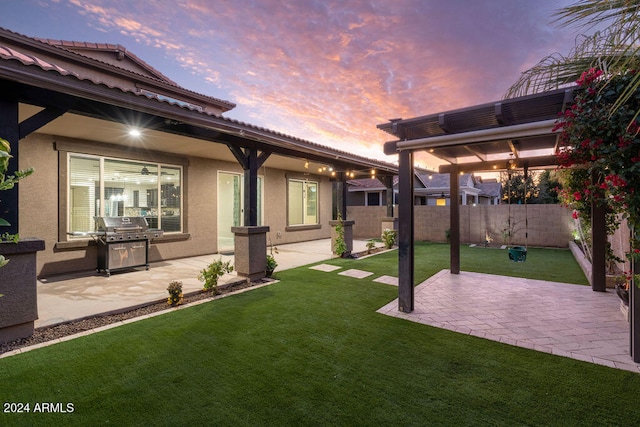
[{"xmin": 377, "ymin": 269, "xmax": 640, "ymax": 373}]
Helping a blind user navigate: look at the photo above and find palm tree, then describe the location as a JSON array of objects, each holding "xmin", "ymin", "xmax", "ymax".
[{"xmin": 506, "ymin": 0, "xmax": 640, "ymax": 113}]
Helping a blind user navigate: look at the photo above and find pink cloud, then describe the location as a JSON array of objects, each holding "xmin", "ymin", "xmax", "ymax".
[{"xmin": 60, "ymin": 0, "xmax": 578, "ymax": 167}]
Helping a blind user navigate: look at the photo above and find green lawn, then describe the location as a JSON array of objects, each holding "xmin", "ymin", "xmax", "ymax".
[{"xmin": 1, "ymin": 243, "xmax": 635, "ymax": 426}]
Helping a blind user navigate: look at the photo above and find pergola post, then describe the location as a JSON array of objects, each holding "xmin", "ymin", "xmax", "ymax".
[
  {"xmin": 632, "ymin": 245, "xmax": 640, "ymax": 362},
  {"xmin": 398, "ymin": 149, "xmax": 414, "ymax": 313},
  {"xmin": 591, "ymin": 200, "xmax": 607, "ymax": 292},
  {"xmin": 450, "ymin": 169, "xmax": 460, "ymax": 274},
  {"xmin": 0, "ymin": 97, "xmax": 20, "ymax": 236}
]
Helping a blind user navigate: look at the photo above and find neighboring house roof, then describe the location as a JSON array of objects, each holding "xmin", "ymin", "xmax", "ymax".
[
  {"xmin": 476, "ymin": 181, "xmax": 502, "ymax": 198},
  {"xmin": 347, "ymin": 178, "xmax": 386, "ymax": 192},
  {"xmin": 417, "ymin": 173, "xmax": 475, "ymax": 190},
  {"xmin": 414, "ymin": 173, "xmax": 501, "ymax": 199},
  {"xmin": 0, "ymin": 26, "xmax": 398, "ymax": 175}
]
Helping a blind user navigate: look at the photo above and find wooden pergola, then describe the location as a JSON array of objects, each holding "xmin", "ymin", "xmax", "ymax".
[{"xmin": 380, "ymin": 87, "xmax": 640, "ymax": 362}]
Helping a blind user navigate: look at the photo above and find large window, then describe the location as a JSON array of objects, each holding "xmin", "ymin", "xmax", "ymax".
[
  {"xmin": 68, "ymin": 154, "xmax": 182, "ymax": 234},
  {"xmin": 288, "ymin": 179, "xmax": 318, "ymax": 226}
]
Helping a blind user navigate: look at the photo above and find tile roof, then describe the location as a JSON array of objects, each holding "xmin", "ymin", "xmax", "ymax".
[
  {"xmin": 35, "ymin": 38, "xmax": 179, "ymax": 85},
  {"xmin": 476, "ymin": 181, "xmax": 502, "ymax": 198}
]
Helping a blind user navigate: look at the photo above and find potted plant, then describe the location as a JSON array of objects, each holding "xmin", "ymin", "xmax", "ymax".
[{"xmin": 266, "ymin": 253, "xmax": 277, "ymax": 277}]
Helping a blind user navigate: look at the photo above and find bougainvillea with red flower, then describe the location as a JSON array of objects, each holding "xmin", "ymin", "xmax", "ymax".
[{"xmin": 555, "ymin": 67, "xmax": 640, "ymax": 262}]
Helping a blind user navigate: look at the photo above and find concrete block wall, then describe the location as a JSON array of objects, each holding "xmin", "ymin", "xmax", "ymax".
[
  {"xmin": 347, "ymin": 206, "xmax": 387, "ymax": 239},
  {"xmin": 349, "ymin": 204, "xmax": 574, "ymax": 248}
]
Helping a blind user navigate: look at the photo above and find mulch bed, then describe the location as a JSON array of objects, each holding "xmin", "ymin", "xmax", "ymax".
[{"xmin": 0, "ymin": 277, "xmax": 273, "ymax": 356}]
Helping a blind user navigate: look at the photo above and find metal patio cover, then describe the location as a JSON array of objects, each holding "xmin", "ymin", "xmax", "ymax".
[{"xmin": 380, "ymin": 87, "xmax": 577, "ymax": 172}]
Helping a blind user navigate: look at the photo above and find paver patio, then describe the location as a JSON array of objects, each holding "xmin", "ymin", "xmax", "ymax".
[{"xmin": 377, "ymin": 269, "xmax": 640, "ymax": 373}]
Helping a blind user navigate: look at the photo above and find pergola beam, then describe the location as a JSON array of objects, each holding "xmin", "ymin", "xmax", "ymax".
[{"xmin": 439, "ymin": 155, "xmax": 558, "ymax": 174}]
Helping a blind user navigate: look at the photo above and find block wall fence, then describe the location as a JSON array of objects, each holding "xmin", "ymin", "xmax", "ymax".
[{"xmin": 347, "ymin": 204, "xmax": 574, "ymax": 248}]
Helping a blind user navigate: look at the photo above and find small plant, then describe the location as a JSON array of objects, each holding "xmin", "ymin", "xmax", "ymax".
[
  {"xmin": 445, "ymin": 228, "xmax": 451, "ymax": 243},
  {"xmin": 198, "ymin": 258, "xmax": 233, "ymax": 294},
  {"xmin": 266, "ymin": 253, "xmax": 278, "ymax": 277},
  {"xmin": 266, "ymin": 238, "xmax": 278, "ymax": 277},
  {"xmin": 381, "ymin": 228, "xmax": 397, "ymax": 249},
  {"xmin": 167, "ymin": 281, "xmax": 183, "ymax": 306},
  {"xmin": 1, "ymin": 137, "xmax": 34, "ymax": 271},
  {"xmin": 334, "ymin": 212, "xmax": 347, "ymax": 257},
  {"xmin": 366, "ymin": 239, "xmax": 376, "ymax": 254}
]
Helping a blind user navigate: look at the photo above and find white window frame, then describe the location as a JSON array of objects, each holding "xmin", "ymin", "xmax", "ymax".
[{"xmin": 287, "ymin": 178, "xmax": 319, "ymax": 226}]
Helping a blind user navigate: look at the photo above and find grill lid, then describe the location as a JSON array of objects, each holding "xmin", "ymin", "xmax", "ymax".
[{"xmin": 95, "ymin": 216, "xmax": 149, "ymax": 232}]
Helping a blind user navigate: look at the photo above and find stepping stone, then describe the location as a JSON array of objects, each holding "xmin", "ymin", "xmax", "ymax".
[
  {"xmin": 338, "ymin": 269, "xmax": 374, "ymax": 279},
  {"xmin": 374, "ymin": 275, "xmax": 398, "ymax": 286},
  {"xmin": 469, "ymin": 244, "xmax": 476, "ymax": 248},
  {"xmin": 309, "ymin": 264, "xmax": 342, "ymax": 272},
  {"xmin": 500, "ymin": 245, "xmax": 507, "ymax": 249}
]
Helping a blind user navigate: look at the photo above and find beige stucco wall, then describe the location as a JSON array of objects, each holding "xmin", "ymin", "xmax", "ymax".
[
  {"xmin": 18, "ymin": 134, "xmax": 332, "ymax": 277},
  {"xmin": 349, "ymin": 204, "xmax": 573, "ymax": 248},
  {"xmin": 263, "ymin": 169, "xmax": 333, "ymax": 248}
]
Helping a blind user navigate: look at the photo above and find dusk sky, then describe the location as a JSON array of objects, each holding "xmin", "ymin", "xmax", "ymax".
[{"xmin": 0, "ymin": 0, "xmax": 586, "ymax": 168}]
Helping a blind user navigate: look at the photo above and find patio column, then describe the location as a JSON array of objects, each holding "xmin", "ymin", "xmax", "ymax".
[
  {"xmin": 381, "ymin": 175, "xmax": 394, "ymax": 217},
  {"xmin": 398, "ymin": 149, "xmax": 414, "ymax": 313},
  {"xmin": 335, "ymin": 172, "xmax": 348, "ymax": 220},
  {"xmin": 591, "ymin": 183, "xmax": 606, "ymax": 292},
  {"xmin": 450, "ymin": 169, "xmax": 460, "ymax": 274},
  {"xmin": 632, "ymin": 240, "xmax": 640, "ymax": 362},
  {"xmin": 228, "ymin": 146, "xmax": 271, "ymax": 281},
  {"xmin": 0, "ymin": 97, "xmax": 19, "ymax": 235},
  {"xmin": 380, "ymin": 175, "xmax": 397, "ymax": 236}
]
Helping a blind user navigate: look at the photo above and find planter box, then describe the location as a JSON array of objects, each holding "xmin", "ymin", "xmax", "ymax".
[
  {"xmin": 232, "ymin": 226, "xmax": 269, "ymax": 281},
  {"xmin": 0, "ymin": 238, "xmax": 45, "ymax": 343}
]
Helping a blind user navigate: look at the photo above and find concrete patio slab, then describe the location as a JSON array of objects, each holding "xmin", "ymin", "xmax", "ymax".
[
  {"xmin": 35, "ymin": 239, "xmax": 373, "ymax": 328},
  {"xmin": 377, "ymin": 269, "xmax": 640, "ymax": 373}
]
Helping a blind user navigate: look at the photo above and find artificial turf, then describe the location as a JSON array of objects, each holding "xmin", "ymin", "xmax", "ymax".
[{"xmin": 0, "ymin": 243, "xmax": 635, "ymax": 426}]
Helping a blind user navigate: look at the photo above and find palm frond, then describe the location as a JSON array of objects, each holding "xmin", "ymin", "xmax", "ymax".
[
  {"xmin": 553, "ymin": 0, "xmax": 640, "ymax": 29},
  {"xmin": 505, "ymin": 21, "xmax": 640, "ymax": 98}
]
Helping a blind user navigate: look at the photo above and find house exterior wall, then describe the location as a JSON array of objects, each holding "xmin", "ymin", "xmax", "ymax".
[
  {"xmin": 18, "ymin": 134, "xmax": 332, "ymax": 277},
  {"xmin": 349, "ymin": 204, "xmax": 573, "ymax": 248},
  {"xmin": 346, "ymin": 191, "xmax": 366, "ymax": 207}
]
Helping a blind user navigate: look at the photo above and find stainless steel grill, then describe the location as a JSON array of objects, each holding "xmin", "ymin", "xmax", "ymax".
[{"xmin": 94, "ymin": 217, "xmax": 163, "ymax": 276}]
